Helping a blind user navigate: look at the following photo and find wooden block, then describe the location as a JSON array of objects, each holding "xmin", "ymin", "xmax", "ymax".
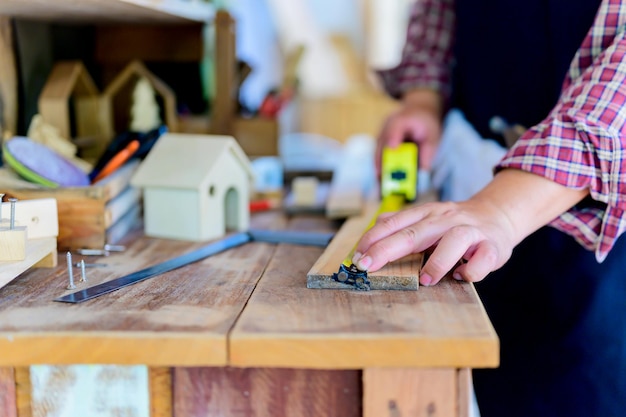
[
  {"xmin": 0, "ymin": 368, "xmax": 17, "ymax": 417},
  {"xmin": 233, "ymin": 117, "xmax": 279, "ymax": 157},
  {"xmin": 0, "ymin": 237, "xmax": 57, "ymax": 290},
  {"xmin": 291, "ymin": 176, "xmax": 319, "ymax": 207},
  {"xmin": 363, "ymin": 368, "xmax": 457, "ymax": 417},
  {"xmin": 0, "ymin": 227, "xmax": 27, "ymax": 261},
  {"xmin": 173, "ymin": 367, "xmax": 361, "ymax": 417},
  {"xmin": 307, "ymin": 202, "xmax": 421, "ymax": 290},
  {"xmin": 0, "ymin": 198, "xmax": 58, "ymax": 239}
]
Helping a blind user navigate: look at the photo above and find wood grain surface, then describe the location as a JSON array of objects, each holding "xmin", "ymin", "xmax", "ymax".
[
  {"xmin": 173, "ymin": 367, "xmax": 361, "ymax": 417},
  {"xmin": 231, "ymin": 215, "xmax": 498, "ymax": 369},
  {"xmin": 0, "ymin": 212, "xmax": 285, "ymax": 366},
  {"xmin": 0, "ymin": 17, "xmax": 17, "ymax": 136},
  {"xmin": 150, "ymin": 367, "xmax": 172, "ymax": 417},
  {"xmin": 0, "ymin": 237, "xmax": 57, "ymax": 291},
  {"xmin": 363, "ymin": 368, "xmax": 457, "ymax": 417},
  {"xmin": 0, "ymin": 368, "xmax": 17, "ymax": 417}
]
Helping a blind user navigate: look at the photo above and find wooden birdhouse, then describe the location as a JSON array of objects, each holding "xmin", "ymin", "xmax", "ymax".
[
  {"xmin": 130, "ymin": 133, "xmax": 254, "ymax": 242},
  {"xmin": 38, "ymin": 61, "xmax": 101, "ymax": 144},
  {"xmin": 100, "ymin": 60, "xmax": 178, "ymax": 142}
]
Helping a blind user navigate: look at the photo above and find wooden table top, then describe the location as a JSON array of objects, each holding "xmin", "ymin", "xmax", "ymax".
[{"xmin": 0, "ymin": 212, "xmax": 498, "ymax": 369}]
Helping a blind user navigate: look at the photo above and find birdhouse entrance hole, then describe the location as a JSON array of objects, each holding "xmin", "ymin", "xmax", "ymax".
[{"xmin": 224, "ymin": 187, "xmax": 240, "ymax": 231}]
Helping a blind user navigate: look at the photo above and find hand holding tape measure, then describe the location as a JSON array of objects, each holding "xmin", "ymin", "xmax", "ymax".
[{"xmin": 331, "ymin": 142, "xmax": 418, "ymax": 290}]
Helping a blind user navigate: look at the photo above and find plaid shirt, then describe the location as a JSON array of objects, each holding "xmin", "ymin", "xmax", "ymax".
[{"xmin": 380, "ymin": 0, "xmax": 626, "ymax": 261}]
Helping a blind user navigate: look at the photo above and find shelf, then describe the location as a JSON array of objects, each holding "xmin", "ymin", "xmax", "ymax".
[{"xmin": 0, "ymin": 0, "xmax": 215, "ymax": 24}]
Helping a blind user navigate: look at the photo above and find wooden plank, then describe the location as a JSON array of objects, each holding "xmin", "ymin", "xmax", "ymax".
[
  {"xmin": 0, "ymin": 0, "xmax": 215, "ymax": 23},
  {"xmin": 457, "ymin": 368, "xmax": 471, "ymax": 417},
  {"xmin": 0, "ymin": 368, "xmax": 17, "ymax": 417},
  {"xmin": 363, "ymin": 368, "xmax": 457, "ymax": 417},
  {"xmin": 0, "ymin": 237, "xmax": 57, "ymax": 291},
  {"xmin": 29, "ymin": 365, "xmax": 150, "ymax": 416},
  {"xmin": 210, "ymin": 10, "xmax": 236, "ymax": 136},
  {"xmin": 14, "ymin": 368, "xmax": 31, "ymax": 417},
  {"xmin": 0, "ymin": 17, "xmax": 17, "ymax": 137},
  {"xmin": 0, "ymin": 213, "xmax": 284, "ymax": 366},
  {"xmin": 308, "ymin": 202, "xmax": 422, "ymax": 290},
  {"xmin": 149, "ymin": 367, "xmax": 172, "ymax": 417},
  {"xmin": 173, "ymin": 367, "xmax": 361, "ymax": 417},
  {"xmin": 230, "ymin": 215, "xmax": 499, "ymax": 369}
]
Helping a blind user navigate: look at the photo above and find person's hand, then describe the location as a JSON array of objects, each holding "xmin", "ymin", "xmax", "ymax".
[
  {"xmin": 351, "ymin": 169, "xmax": 590, "ymax": 286},
  {"xmin": 376, "ymin": 89, "xmax": 443, "ymax": 174},
  {"xmin": 352, "ymin": 198, "xmax": 516, "ymax": 286}
]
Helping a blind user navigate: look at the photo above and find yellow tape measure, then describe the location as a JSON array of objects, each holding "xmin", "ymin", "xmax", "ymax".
[{"xmin": 334, "ymin": 143, "xmax": 418, "ymax": 289}]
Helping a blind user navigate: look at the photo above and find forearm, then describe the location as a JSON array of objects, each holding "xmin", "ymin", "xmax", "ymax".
[
  {"xmin": 402, "ymin": 88, "xmax": 444, "ymax": 119},
  {"xmin": 471, "ymin": 169, "xmax": 589, "ymax": 246},
  {"xmin": 377, "ymin": 0, "xmax": 455, "ymax": 99}
]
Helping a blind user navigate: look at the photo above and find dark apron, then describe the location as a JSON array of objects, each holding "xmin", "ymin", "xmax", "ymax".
[{"xmin": 451, "ymin": 1, "xmax": 626, "ymax": 415}]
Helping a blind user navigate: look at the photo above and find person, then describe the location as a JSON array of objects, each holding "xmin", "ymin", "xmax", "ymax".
[{"xmin": 352, "ymin": 0, "xmax": 626, "ymax": 416}]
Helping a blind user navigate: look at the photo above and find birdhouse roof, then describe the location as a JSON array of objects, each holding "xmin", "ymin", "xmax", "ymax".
[
  {"xmin": 130, "ymin": 133, "xmax": 254, "ymax": 190},
  {"xmin": 39, "ymin": 61, "xmax": 99, "ymax": 100}
]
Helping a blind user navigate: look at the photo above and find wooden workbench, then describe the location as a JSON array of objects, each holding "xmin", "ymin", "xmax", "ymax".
[{"xmin": 0, "ymin": 212, "xmax": 498, "ymax": 417}]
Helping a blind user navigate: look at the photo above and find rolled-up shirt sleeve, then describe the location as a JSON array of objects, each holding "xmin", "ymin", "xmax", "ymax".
[
  {"xmin": 497, "ymin": 0, "xmax": 626, "ymax": 261},
  {"xmin": 377, "ymin": 0, "xmax": 456, "ymax": 100}
]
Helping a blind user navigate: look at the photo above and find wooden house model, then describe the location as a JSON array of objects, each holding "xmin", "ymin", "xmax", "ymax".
[
  {"xmin": 38, "ymin": 61, "xmax": 101, "ymax": 142},
  {"xmin": 130, "ymin": 133, "xmax": 254, "ymax": 241},
  {"xmin": 100, "ymin": 60, "xmax": 178, "ymax": 141}
]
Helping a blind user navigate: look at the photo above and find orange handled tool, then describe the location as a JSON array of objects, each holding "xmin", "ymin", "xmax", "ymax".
[{"xmin": 92, "ymin": 140, "xmax": 140, "ymax": 183}]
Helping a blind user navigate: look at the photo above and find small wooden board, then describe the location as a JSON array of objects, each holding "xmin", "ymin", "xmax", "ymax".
[
  {"xmin": 0, "ymin": 237, "xmax": 57, "ymax": 290},
  {"xmin": 307, "ymin": 202, "xmax": 421, "ymax": 291}
]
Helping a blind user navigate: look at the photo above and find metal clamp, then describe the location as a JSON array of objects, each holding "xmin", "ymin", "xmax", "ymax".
[{"xmin": 332, "ymin": 263, "xmax": 371, "ymax": 291}]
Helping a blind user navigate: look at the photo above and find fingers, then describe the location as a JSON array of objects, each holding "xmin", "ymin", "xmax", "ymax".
[
  {"xmin": 355, "ymin": 205, "xmax": 432, "ymax": 256},
  {"xmin": 353, "ymin": 207, "xmax": 447, "ymax": 273},
  {"xmin": 452, "ymin": 241, "xmax": 502, "ymax": 283},
  {"xmin": 419, "ymin": 225, "xmax": 479, "ymax": 286}
]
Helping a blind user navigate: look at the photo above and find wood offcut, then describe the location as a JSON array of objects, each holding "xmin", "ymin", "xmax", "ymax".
[{"xmin": 307, "ymin": 202, "xmax": 422, "ymax": 291}]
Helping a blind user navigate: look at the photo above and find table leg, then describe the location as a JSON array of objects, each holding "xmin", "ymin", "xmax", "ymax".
[
  {"xmin": 149, "ymin": 367, "xmax": 172, "ymax": 417},
  {"xmin": 363, "ymin": 368, "xmax": 467, "ymax": 417},
  {"xmin": 0, "ymin": 367, "xmax": 17, "ymax": 417},
  {"xmin": 14, "ymin": 367, "xmax": 31, "ymax": 417}
]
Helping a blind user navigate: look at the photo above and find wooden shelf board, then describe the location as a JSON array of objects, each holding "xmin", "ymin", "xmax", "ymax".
[{"xmin": 0, "ymin": 0, "xmax": 215, "ymax": 23}]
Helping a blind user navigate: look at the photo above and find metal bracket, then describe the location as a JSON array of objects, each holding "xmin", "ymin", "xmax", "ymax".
[{"xmin": 332, "ymin": 263, "xmax": 371, "ymax": 291}]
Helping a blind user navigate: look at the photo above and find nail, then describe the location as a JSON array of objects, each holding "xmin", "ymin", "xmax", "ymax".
[
  {"xmin": 79, "ymin": 260, "xmax": 87, "ymax": 283},
  {"xmin": 351, "ymin": 251, "xmax": 362, "ymax": 265},
  {"xmin": 9, "ymin": 198, "xmax": 17, "ymax": 229},
  {"xmin": 66, "ymin": 252, "xmax": 76, "ymax": 290},
  {"xmin": 453, "ymin": 272, "xmax": 463, "ymax": 281},
  {"xmin": 355, "ymin": 255, "xmax": 372, "ymax": 271},
  {"xmin": 420, "ymin": 273, "xmax": 432, "ymax": 286}
]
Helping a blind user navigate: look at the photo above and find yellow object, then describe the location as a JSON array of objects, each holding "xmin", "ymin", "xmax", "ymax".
[
  {"xmin": 381, "ymin": 142, "xmax": 418, "ymax": 202},
  {"xmin": 342, "ymin": 143, "xmax": 418, "ymax": 267}
]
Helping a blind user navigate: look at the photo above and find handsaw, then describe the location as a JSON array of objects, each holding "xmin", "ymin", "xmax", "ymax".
[{"xmin": 330, "ymin": 142, "xmax": 418, "ymax": 290}]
